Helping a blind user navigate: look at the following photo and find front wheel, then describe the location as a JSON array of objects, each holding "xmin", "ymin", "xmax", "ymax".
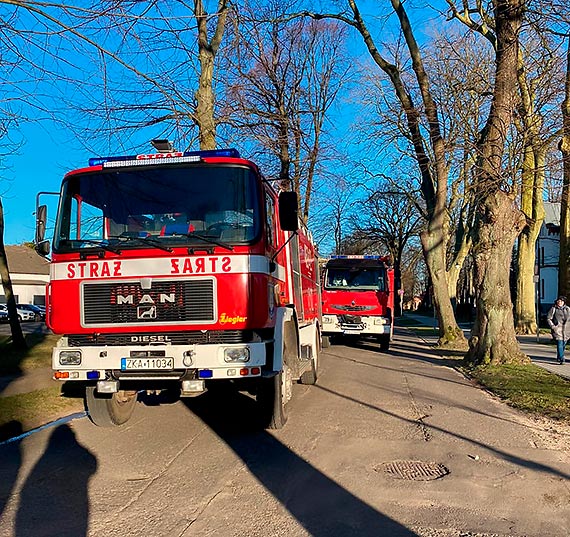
[
  {"xmin": 85, "ymin": 386, "xmax": 138, "ymax": 427},
  {"xmin": 257, "ymin": 364, "xmax": 292, "ymax": 429}
]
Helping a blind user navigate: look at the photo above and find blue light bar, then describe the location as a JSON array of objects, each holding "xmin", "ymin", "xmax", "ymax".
[
  {"xmin": 330, "ymin": 255, "xmax": 382, "ymax": 259},
  {"xmin": 198, "ymin": 369, "xmax": 213, "ymax": 379},
  {"xmin": 86, "ymin": 371, "xmax": 100, "ymax": 380},
  {"xmin": 88, "ymin": 148, "xmax": 240, "ymax": 167}
]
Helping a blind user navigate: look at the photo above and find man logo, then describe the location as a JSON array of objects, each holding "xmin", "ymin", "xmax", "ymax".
[{"xmin": 138, "ymin": 305, "xmax": 157, "ymax": 319}]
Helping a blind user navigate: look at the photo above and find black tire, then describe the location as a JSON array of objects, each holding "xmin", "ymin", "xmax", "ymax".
[
  {"xmin": 378, "ymin": 335, "xmax": 390, "ymax": 352},
  {"xmin": 85, "ymin": 386, "xmax": 138, "ymax": 427},
  {"xmin": 34, "ymin": 313, "xmax": 41, "ymax": 322},
  {"xmin": 257, "ymin": 371, "xmax": 288, "ymax": 429},
  {"xmin": 258, "ymin": 321, "xmax": 296, "ymax": 429},
  {"xmin": 299, "ymin": 359, "xmax": 318, "ymax": 385}
]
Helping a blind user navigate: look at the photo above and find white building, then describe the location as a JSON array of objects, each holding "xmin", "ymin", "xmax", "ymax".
[
  {"xmin": 537, "ymin": 202, "xmax": 560, "ymax": 319},
  {"xmin": 0, "ymin": 245, "xmax": 49, "ymax": 305}
]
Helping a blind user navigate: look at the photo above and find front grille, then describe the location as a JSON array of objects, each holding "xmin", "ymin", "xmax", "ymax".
[
  {"xmin": 332, "ymin": 304, "xmax": 374, "ymax": 312},
  {"xmin": 68, "ymin": 330, "xmax": 254, "ymax": 347},
  {"xmin": 82, "ymin": 279, "xmax": 214, "ymax": 326}
]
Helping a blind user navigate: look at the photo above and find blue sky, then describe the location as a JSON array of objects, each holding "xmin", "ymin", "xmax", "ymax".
[{"xmin": 0, "ymin": 0, "xmax": 432, "ymax": 249}]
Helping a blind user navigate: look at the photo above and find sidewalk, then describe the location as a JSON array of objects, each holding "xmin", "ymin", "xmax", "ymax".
[{"xmin": 401, "ymin": 312, "xmax": 570, "ymax": 380}]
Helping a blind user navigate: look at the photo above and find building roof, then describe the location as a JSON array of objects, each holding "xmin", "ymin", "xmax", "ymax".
[
  {"xmin": 543, "ymin": 202, "xmax": 560, "ymax": 226},
  {"xmin": 5, "ymin": 245, "xmax": 49, "ymax": 275}
]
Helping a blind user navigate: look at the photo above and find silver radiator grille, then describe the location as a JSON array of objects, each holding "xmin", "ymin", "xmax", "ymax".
[{"xmin": 82, "ymin": 279, "xmax": 215, "ymax": 326}]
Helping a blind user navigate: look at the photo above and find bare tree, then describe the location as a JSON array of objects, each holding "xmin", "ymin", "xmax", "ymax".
[
  {"xmin": 448, "ymin": 0, "xmax": 529, "ymax": 364},
  {"xmin": 354, "ymin": 183, "xmax": 423, "ymax": 316},
  {"xmin": 303, "ymin": 0, "xmax": 466, "ymax": 347},
  {"xmin": 225, "ymin": 0, "xmax": 350, "ymax": 222},
  {"xmin": 195, "ymin": 0, "xmax": 230, "ymax": 149}
]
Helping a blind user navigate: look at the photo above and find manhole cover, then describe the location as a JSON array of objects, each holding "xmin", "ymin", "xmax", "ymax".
[{"xmin": 378, "ymin": 460, "xmax": 449, "ymax": 481}]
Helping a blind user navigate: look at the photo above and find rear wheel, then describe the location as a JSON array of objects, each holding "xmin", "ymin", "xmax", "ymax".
[
  {"xmin": 378, "ymin": 334, "xmax": 390, "ymax": 352},
  {"xmin": 85, "ymin": 386, "xmax": 138, "ymax": 427}
]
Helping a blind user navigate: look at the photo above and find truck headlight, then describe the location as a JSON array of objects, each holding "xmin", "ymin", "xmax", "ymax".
[
  {"xmin": 59, "ymin": 350, "xmax": 82, "ymax": 365},
  {"xmin": 224, "ymin": 347, "xmax": 250, "ymax": 363},
  {"xmin": 323, "ymin": 316, "xmax": 333, "ymax": 324},
  {"xmin": 374, "ymin": 318, "xmax": 387, "ymax": 325}
]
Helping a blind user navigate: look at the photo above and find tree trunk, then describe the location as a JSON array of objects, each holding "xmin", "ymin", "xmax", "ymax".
[
  {"xmin": 467, "ymin": 191, "xmax": 528, "ymax": 364},
  {"xmin": 421, "ymin": 227, "xmax": 465, "ymax": 348},
  {"xmin": 0, "ymin": 200, "xmax": 26, "ymax": 350},
  {"xmin": 515, "ymin": 148, "xmax": 545, "ymax": 334},
  {"xmin": 559, "ymin": 39, "xmax": 570, "ymax": 296},
  {"xmin": 194, "ymin": 0, "xmax": 228, "ymax": 150},
  {"xmin": 467, "ymin": 0, "xmax": 528, "ymax": 365}
]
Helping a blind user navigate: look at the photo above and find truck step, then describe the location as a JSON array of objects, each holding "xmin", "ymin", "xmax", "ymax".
[{"xmin": 300, "ymin": 344, "xmax": 313, "ymax": 360}]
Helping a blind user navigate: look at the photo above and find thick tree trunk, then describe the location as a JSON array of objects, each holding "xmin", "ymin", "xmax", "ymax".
[
  {"xmin": 421, "ymin": 227, "xmax": 466, "ymax": 348},
  {"xmin": 467, "ymin": 0, "xmax": 528, "ymax": 365},
  {"xmin": 467, "ymin": 191, "xmax": 528, "ymax": 364}
]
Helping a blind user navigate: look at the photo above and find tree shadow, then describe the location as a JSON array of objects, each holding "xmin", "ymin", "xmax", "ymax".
[
  {"xmin": 15, "ymin": 423, "xmax": 97, "ymax": 537},
  {"xmin": 183, "ymin": 390, "xmax": 418, "ymax": 537},
  {"xmin": 0, "ymin": 420, "xmax": 22, "ymax": 519},
  {"xmin": 315, "ymin": 384, "xmax": 570, "ymax": 480}
]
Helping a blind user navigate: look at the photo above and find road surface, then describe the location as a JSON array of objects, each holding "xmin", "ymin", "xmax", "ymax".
[{"xmin": 1, "ymin": 328, "xmax": 569, "ymax": 536}]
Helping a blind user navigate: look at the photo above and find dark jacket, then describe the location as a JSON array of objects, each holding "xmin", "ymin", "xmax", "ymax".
[{"xmin": 546, "ymin": 304, "xmax": 570, "ymax": 341}]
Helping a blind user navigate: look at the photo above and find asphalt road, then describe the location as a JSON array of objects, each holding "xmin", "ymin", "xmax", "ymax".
[{"xmin": 1, "ymin": 328, "xmax": 569, "ymax": 537}]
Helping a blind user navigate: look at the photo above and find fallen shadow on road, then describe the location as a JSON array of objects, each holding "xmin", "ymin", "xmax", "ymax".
[
  {"xmin": 314, "ymin": 384, "xmax": 570, "ymax": 481},
  {"xmin": 183, "ymin": 390, "xmax": 418, "ymax": 537},
  {"xmin": 324, "ymin": 347, "xmax": 468, "ymax": 389},
  {"xmin": 0, "ymin": 421, "xmax": 22, "ymax": 520},
  {"xmin": 9, "ymin": 423, "xmax": 97, "ymax": 537},
  {"xmin": 325, "ymin": 345, "xmax": 570, "ymax": 444}
]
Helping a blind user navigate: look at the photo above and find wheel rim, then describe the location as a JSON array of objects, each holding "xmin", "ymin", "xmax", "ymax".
[{"xmin": 282, "ymin": 363, "xmax": 293, "ymax": 405}]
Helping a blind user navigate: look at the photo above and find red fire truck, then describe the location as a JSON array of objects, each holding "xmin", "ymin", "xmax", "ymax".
[
  {"xmin": 321, "ymin": 255, "xmax": 394, "ymax": 350},
  {"xmin": 35, "ymin": 147, "xmax": 321, "ymax": 429}
]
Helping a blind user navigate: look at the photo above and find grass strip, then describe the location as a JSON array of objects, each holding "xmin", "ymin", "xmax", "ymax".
[
  {"xmin": 467, "ymin": 363, "xmax": 570, "ymax": 422},
  {"xmin": 0, "ymin": 333, "xmax": 58, "ymax": 374},
  {"xmin": 0, "ymin": 386, "xmax": 84, "ymax": 440}
]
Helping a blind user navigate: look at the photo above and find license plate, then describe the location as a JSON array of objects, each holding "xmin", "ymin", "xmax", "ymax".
[{"xmin": 120, "ymin": 357, "xmax": 174, "ymax": 371}]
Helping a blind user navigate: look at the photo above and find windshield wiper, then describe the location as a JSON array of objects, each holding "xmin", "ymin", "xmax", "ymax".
[
  {"xmin": 177, "ymin": 232, "xmax": 234, "ymax": 252},
  {"xmin": 109, "ymin": 235, "xmax": 173, "ymax": 253},
  {"xmin": 62, "ymin": 239, "xmax": 121, "ymax": 254}
]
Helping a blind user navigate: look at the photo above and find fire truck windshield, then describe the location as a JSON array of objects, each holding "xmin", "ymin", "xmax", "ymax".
[
  {"xmin": 53, "ymin": 164, "xmax": 261, "ymax": 252},
  {"xmin": 325, "ymin": 267, "xmax": 386, "ymax": 291}
]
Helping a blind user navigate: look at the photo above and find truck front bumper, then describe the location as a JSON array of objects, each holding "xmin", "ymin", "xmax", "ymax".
[
  {"xmin": 321, "ymin": 314, "xmax": 391, "ymax": 336},
  {"xmin": 52, "ymin": 339, "xmax": 268, "ymax": 382}
]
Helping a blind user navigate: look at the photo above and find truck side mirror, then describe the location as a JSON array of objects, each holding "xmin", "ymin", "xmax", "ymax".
[
  {"xmin": 35, "ymin": 204, "xmax": 50, "ymax": 257},
  {"xmin": 278, "ymin": 191, "xmax": 299, "ymax": 231}
]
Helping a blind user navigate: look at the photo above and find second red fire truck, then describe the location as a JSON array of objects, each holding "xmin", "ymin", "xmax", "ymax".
[
  {"xmin": 35, "ymin": 146, "xmax": 321, "ymax": 429},
  {"xmin": 321, "ymin": 255, "xmax": 394, "ymax": 350}
]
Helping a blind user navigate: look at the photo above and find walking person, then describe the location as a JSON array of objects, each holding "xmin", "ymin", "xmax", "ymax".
[{"xmin": 546, "ymin": 296, "xmax": 570, "ymax": 364}]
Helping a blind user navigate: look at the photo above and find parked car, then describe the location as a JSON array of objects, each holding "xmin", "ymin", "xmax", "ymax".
[
  {"xmin": 0, "ymin": 304, "xmax": 37, "ymax": 322},
  {"xmin": 0, "ymin": 308, "xmax": 8, "ymax": 323},
  {"xmin": 17, "ymin": 304, "xmax": 46, "ymax": 321}
]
